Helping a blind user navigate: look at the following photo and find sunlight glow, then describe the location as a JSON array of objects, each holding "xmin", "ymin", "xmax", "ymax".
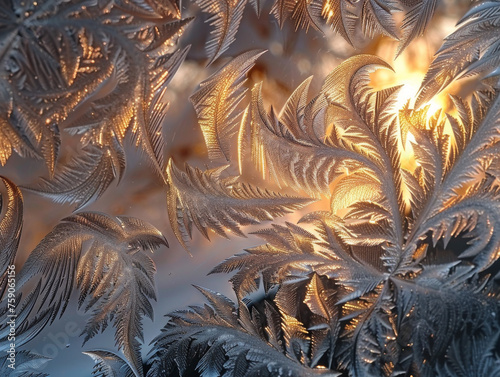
[
  {"xmin": 400, "ymin": 131, "xmax": 417, "ymax": 172},
  {"xmin": 371, "ymin": 42, "xmax": 452, "ymax": 116},
  {"xmin": 374, "ymin": 69, "xmax": 449, "ymax": 116},
  {"xmin": 394, "ymin": 75, "xmax": 446, "ymax": 115},
  {"xmin": 370, "ymin": 44, "xmax": 456, "ymax": 179}
]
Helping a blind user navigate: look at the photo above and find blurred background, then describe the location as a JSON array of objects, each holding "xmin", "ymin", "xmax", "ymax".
[{"xmin": 0, "ymin": 0, "xmax": 476, "ymax": 374}]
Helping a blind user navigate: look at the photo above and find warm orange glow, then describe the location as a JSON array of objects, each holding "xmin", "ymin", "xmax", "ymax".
[
  {"xmin": 371, "ymin": 39, "xmax": 455, "ymax": 115},
  {"xmin": 372, "ymin": 63, "xmax": 449, "ymax": 115},
  {"xmin": 400, "ymin": 131, "xmax": 417, "ymax": 172},
  {"xmin": 371, "ymin": 43, "xmax": 459, "ymax": 180},
  {"xmin": 393, "ymin": 74, "xmax": 446, "ymax": 115}
]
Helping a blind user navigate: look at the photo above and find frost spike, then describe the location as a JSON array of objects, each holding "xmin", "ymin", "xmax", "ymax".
[
  {"xmin": 12, "ymin": 212, "xmax": 167, "ymax": 377},
  {"xmin": 196, "ymin": 0, "xmax": 249, "ymax": 65},
  {"xmin": 190, "ymin": 49, "xmax": 266, "ymax": 161},
  {"xmin": 0, "ymin": 177, "xmax": 23, "ymax": 299},
  {"xmin": 166, "ymin": 158, "xmax": 313, "ymax": 248}
]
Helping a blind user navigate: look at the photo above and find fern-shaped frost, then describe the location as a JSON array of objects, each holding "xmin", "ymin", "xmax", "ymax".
[
  {"xmin": 84, "ymin": 350, "xmax": 136, "ymax": 377},
  {"xmin": 147, "ymin": 286, "xmax": 341, "ymax": 376},
  {"xmin": 417, "ymin": 1, "xmax": 500, "ymax": 107},
  {"xmin": 0, "ymin": 177, "xmax": 22, "ymax": 298},
  {"xmin": 397, "ymin": 0, "xmax": 438, "ymax": 56},
  {"xmin": 174, "ymin": 54, "xmax": 500, "ymax": 377},
  {"xmin": 196, "ymin": 0, "xmax": 248, "ymax": 65},
  {"xmin": 0, "ymin": 350, "xmax": 50, "ymax": 377},
  {"xmin": 0, "ymin": 0, "xmax": 189, "ymax": 206},
  {"xmin": 26, "ymin": 145, "xmax": 125, "ymax": 209},
  {"xmin": 6, "ymin": 212, "xmax": 167, "ymax": 377},
  {"xmin": 190, "ymin": 50, "xmax": 265, "ymax": 160},
  {"xmin": 166, "ymin": 159, "xmax": 313, "ymax": 248}
]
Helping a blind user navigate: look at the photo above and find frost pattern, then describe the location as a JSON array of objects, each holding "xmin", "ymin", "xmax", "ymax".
[
  {"xmin": 0, "ymin": 177, "xmax": 22, "ymax": 297},
  {"xmin": 190, "ymin": 50, "xmax": 265, "ymax": 160},
  {"xmin": 0, "ymin": 0, "xmax": 189, "ymax": 207},
  {"xmin": 193, "ymin": 0, "xmax": 445, "ymax": 63},
  {"xmin": 166, "ymin": 159, "xmax": 313, "ymax": 248},
  {"xmin": 156, "ymin": 53, "xmax": 500, "ymax": 376},
  {"xmin": 417, "ymin": 0, "xmax": 500, "ymax": 107},
  {"xmin": 0, "ymin": 350, "xmax": 50, "ymax": 377},
  {"xmin": 1, "ymin": 1, "xmax": 500, "ymax": 377},
  {"xmin": 147, "ymin": 286, "xmax": 341, "ymax": 377},
  {"xmin": 0, "ymin": 190, "xmax": 167, "ymax": 377}
]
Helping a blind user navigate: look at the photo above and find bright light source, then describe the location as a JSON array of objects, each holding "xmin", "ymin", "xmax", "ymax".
[{"xmin": 394, "ymin": 73, "xmax": 446, "ymax": 115}]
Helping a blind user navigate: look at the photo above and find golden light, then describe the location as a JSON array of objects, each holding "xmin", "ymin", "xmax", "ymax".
[
  {"xmin": 370, "ymin": 35, "xmax": 461, "ymax": 113},
  {"xmin": 392, "ymin": 75, "xmax": 446, "ymax": 115},
  {"xmin": 400, "ymin": 131, "xmax": 417, "ymax": 171},
  {"xmin": 369, "ymin": 43, "xmax": 454, "ymax": 214},
  {"xmin": 372, "ymin": 54, "xmax": 450, "ymax": 115},
  {"xmin": 369, "ymin": 41, "xmax": 461, "ymax": 177}
]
